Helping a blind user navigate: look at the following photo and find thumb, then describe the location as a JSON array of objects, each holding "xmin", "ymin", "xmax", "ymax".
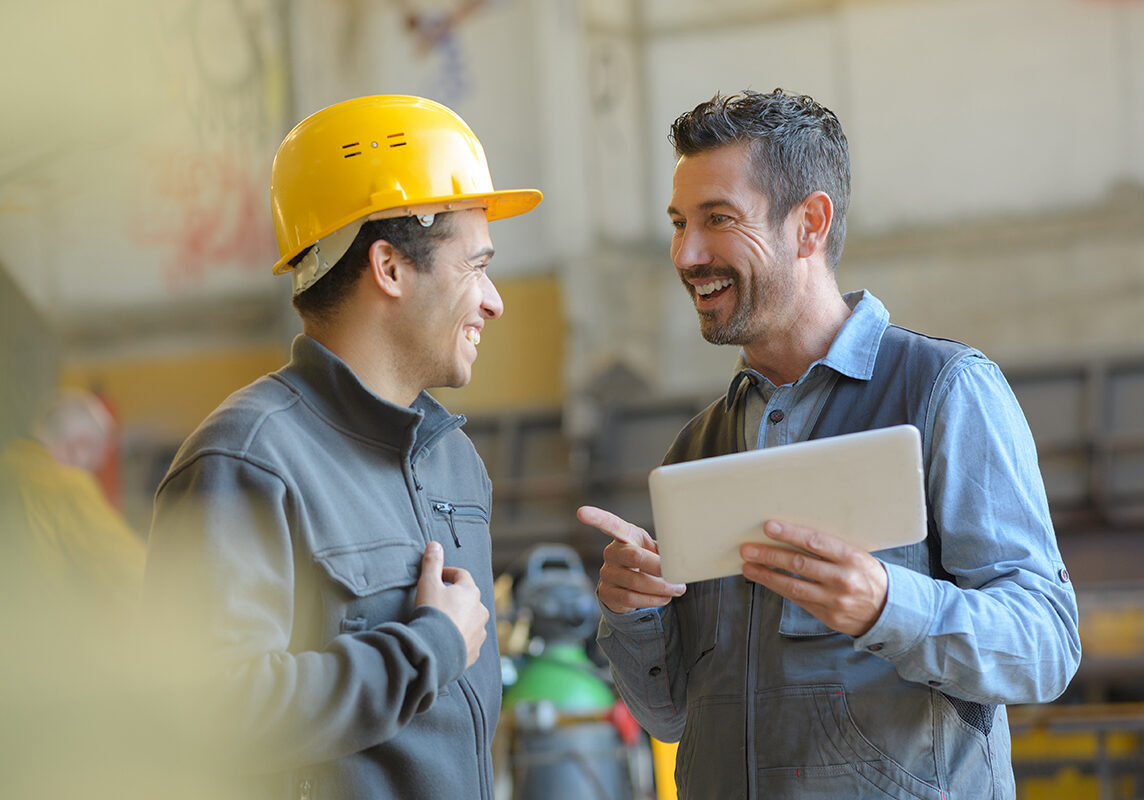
[{"xmin": 419, "ymin": 541, "xmax": 444, "ymax": 591}]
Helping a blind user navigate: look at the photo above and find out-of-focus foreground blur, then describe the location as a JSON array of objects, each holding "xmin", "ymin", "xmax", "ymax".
[{"xmin": 2, "ymin": 1, "xmax": 1143, "ymax": 798}]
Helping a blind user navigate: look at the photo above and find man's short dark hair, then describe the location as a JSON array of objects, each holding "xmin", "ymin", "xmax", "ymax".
[
  {"xmin": 669, "ymin": 88, "xmax": 850, "ymax": 269},
  {"xmin": 292, "ymin": 212, "xmax": 456, "ymax": 319}
]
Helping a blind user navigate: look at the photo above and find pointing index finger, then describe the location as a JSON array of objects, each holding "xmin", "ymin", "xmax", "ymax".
[{"xmin": 577, "ymin": 505, "xmax": 657, "ymax": 552}]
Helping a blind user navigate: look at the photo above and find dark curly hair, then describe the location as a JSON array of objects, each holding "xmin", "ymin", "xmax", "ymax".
[
  {"xmin": 292, "ymin": 212, "xmax": 456, "ymax": 320},
  {"xmin": 669, "ymin": 89, "xmax": 850, "ymax": 269}
]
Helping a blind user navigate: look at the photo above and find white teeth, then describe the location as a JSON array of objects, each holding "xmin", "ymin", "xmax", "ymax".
[
  {"xmin": 465, "ymin": 329, "xmax": 481, "ymax": 346},
  {"xmin": 695, "ymin": 278, "xmax": 734, "ymax": 296}
]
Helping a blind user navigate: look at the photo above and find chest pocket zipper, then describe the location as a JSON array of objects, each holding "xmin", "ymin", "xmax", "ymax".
[
  {"xmin": 433, "ymin": 502, "xmax": 461, "ymax": 547},
  {"xmin": 432, "ymin": 501, "xmax": 490, "ymax": 548}
]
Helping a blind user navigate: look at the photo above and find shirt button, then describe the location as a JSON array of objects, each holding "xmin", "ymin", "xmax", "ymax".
[
  {"xmin": 649, "ymin": 666, "xmax": 662, "ymax": 676},
  {"xmin": 1058, "ymin": 567, "xmax": 1070, "ymax": 583},
  {"xmin": 928, "ymin": 680, "xmax": 942, "ymax": 687},
  {"xmin": 768, "ymin": 409, "xmax": 785, "ymax": 424},
  {"xmin": 638, "ymin": 614, "xmax": 654, "ymax": 623},
  {"xmin": 867, "ymin": 643, "xmax": 884, "ymax": 652}
]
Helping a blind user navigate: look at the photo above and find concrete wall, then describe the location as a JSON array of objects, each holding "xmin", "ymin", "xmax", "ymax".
[
  {"xmin": 1, "ymin": 0, "xmax": 291, "ymax": 328},
  {"xmin": 573, "ymin": 0, "xmax": 1144, "ymax": 402},
  {"xmin": 2, "ymin": 0, "xmax": 1141, "ymax": 418}
]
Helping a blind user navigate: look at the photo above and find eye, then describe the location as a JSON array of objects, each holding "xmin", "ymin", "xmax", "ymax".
[
  {"xmin": 710, "ymin": 213, "xmax": 731, "ymax": 226},
  {"xmin": 670, "ymin": 218, "xmax": 686, "ymax": 231}
]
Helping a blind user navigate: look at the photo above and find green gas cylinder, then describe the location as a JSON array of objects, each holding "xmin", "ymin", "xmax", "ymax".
[
  {"xmin": 504, "ymin": 645, "xmax": 633, "ymax": 800},
  {"xmin": 501, "ymin": 544, "xmax": 634, "ymax": 800},
  {"xmin": 504, "ymin": 643, "xmax": 615, "ymax": 712}
]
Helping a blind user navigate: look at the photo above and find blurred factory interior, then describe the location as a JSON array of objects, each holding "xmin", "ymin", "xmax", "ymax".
[{"xmin": 3, "ymin": 0, "xmax": 1144, "ymax": 797}]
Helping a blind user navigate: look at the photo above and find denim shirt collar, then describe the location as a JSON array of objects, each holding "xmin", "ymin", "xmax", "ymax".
[{"xmin": 724, "ymin": 290, "xmax": 890, "ymax": 411}]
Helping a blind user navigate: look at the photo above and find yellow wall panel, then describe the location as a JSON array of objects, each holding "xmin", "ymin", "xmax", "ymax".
[
  {"xmin": 433, "ymin": 274, "xmax": 565, "ymax": 414},
  {"xmin": 61, "ymin": 345, "xmax": 287, "ymax": 441},
  {"xmin": 58, "ymin": 274, "xmax": 564, "ymax": 441}
]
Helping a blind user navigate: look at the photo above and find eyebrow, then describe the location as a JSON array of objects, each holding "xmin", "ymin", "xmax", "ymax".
[
  {"xmin": 471, "ymin": 246, "xmax": 495, "ymax": 261},
  {"xmin": 666, "ymin": 199, "xmax": 737, "ymax": 216}
]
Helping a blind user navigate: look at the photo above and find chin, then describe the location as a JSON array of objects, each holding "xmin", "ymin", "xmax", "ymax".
[{"xmin": 445, "ymin": 365, "xmax": 473, "ymax": 389}]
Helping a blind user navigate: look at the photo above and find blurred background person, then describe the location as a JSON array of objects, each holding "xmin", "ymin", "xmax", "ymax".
[
  {"xmin": 3, "ymin": 386, "xmax": 144, "ymax": 626},
  {"xmin": 0, "ymin": 270, "xmax": 147, "ymax": 798}
]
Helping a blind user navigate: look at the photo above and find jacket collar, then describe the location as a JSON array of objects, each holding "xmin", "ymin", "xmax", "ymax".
[{"xmin": 276, "ymin": 335, "xmax": 464, "ymax": 455}]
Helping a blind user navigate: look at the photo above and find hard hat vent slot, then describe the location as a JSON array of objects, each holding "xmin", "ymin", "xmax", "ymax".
[
  {"xmin": 341, "ymin": 142, "xmax": 362, "ymax": 158},
  {"xmin": 387, "ymin": 132, "xmax": 407, "ymax": 148}
]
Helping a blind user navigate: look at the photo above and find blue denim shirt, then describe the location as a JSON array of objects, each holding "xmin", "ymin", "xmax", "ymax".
[{"xmin": 597, "ymin": 291, "xmax": 1081, "ymax": 799}]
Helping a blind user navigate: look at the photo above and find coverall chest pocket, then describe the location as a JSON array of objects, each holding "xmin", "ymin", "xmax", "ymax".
[
  {"xmin": 313, "ymin": 539, "xmax": 422, "ymax": 638},
  {"xmin": 778, "ymin": 540, "xmax": 929, "ymax": 638},
  {"xmin": 778, "ymin": 599, "xmax": 836, "ymax": 637},
  {"xmin": 675, "ymin": 578, "xmax": 721, "ymax": 671}
]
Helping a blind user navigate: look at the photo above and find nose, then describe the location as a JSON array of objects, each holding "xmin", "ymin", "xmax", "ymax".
[
  {"xmin": 671, "ymin": 223, "xmax": 711, "ymax": 271},
  {"xmin": 480, "ymin": 273, "xmax": 504, "ymax": 320}
]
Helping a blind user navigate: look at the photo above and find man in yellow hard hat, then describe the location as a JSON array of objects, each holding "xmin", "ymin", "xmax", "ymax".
[{"xmin": 141, "ymin": 96, "xmax": 541, "ymax": 799}]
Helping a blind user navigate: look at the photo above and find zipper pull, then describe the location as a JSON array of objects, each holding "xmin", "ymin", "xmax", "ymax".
[{"xmin": 433, "ymin": 502, "xmax": 461, "ymax": 548}]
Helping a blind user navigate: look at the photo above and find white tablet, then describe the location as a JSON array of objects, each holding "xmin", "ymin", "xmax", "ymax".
[{"xmin": 649, "ymin": 424, "xmax": 927, "ymax": 584}]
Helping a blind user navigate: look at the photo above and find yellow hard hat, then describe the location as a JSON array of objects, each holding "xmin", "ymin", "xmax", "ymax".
[{"xmin": 270, "ymin": 95, "xmax": 542, "ymax": 291}]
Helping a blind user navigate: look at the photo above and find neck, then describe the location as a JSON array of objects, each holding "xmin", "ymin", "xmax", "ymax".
[
  {"xmin": 741, "ymin": 289, "xmax": 852, "ymax": 387},
  {"xmin": 303, "ymin": 314, "xmax": 420, "ymax": 407}
]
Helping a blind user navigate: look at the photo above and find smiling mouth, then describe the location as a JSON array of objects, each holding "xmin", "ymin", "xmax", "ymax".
[
  {"xmin": 694, "ymin": 278, "xmax": 734, "ymax": 298},
  {"xmin": 465, "ymin": 329, "xmax": 481, "ymax": 346}
]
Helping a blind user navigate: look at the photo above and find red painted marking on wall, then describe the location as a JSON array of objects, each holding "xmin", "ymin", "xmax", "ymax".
[{"xmin": 128, "ymin": 146, "xmax": 276, "ymax": 288}]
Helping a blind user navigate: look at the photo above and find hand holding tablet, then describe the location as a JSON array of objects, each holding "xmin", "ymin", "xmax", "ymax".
[{"xmin": 648, "ymin": 425, "xmax": 927, "ymax": 585}]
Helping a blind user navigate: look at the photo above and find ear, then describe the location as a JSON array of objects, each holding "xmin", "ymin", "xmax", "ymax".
[
  {"xmin": 796, "ymin": 191, "xmax": 834, "ymax": 260},
  {"xmin": 367, "ymin": 238, "xmax": 408, "ymax": 299}
]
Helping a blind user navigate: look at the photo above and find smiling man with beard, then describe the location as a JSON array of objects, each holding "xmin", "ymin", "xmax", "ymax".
[{"xmin": 577, "ymin": 89, "xmax": 1080, "ymax": 800}]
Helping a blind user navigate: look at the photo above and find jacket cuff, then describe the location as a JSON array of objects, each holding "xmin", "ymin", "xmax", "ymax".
[
  {"xmin": 597, "ymin": 598, "xmax": 666, "ymax": 638},
  {"xmin": 408, "ymin": 605, "xmax": 469, "ymax": 688}
]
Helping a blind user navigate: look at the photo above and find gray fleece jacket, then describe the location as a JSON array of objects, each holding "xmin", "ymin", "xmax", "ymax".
[{"xmin": 142, "ymin": 335, "xmax": 500, "ymax": 799}]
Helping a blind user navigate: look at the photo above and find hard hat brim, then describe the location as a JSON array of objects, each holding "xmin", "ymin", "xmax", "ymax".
[{"xmin": 273, "ymin": 187, "xmax": 542, "ymax": 276}]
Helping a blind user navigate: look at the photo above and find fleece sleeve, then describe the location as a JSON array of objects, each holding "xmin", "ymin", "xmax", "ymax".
[{"xmin": 140, "ymin": 452, "xmax": 467, "ymax": 772}]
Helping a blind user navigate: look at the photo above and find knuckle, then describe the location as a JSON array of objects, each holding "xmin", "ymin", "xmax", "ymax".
[
  {"xmin": 626, "ymin": 548, "xmax": 653, "ymax": 570},
  {"xmin": 608, "ymin": 542, "xmax": 631, "ymax": 560},
  {"xmin": 600, "ymin": 587, "xmax": 627, "ymax": 607},
  {"xmin": 602, "ymin": 563, "xmax": 634, "ymax": 586}
]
